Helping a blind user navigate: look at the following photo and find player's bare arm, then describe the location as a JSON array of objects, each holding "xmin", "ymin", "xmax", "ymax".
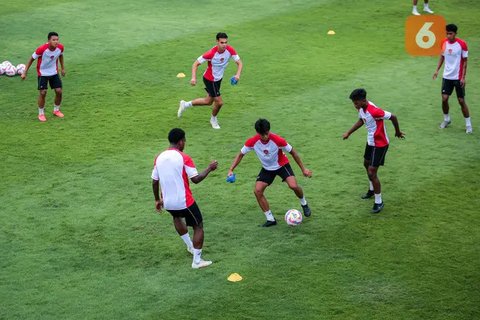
[
  {"xmin": 191, "ymin": 160, "xmax": 218, "ymax": 184},
  {"xmin": 460, "ymin": 58, "xmax": 467, "ymax": 87},
  {"xmin": 190, "ymin": 60, "xmax": 201, "ymax": 86},
  {"xmin": 389, "ymin": 114, "xmax": 406, "ymax": 139},
  {"xmin": 228, "ymin": 152, "xmax": 245, "ymax": 176},
  {"xmin": 59, "ymin": 55, "xmax": 66, "ymax": 77},
  {"xmin": 20, "ymin": 57, "xmax": 35, "ymax": 80},
  {"xmin": 433, "ymin": 55, "xmax": 444, "ymax": 80},
  {"xmin": 290, "ymin": 148, "xmax": 312, "ymax": 177},
  {"xmin": 152, "ymin": 179, "xmax": 163, "ymax": 212},
  {"xmin": 234, "ymin": 59, "xmax": 243, "ymax": 81},
  {"xmin": 343, "ymin": 119, "xmax": 364, "ymax": 139}
]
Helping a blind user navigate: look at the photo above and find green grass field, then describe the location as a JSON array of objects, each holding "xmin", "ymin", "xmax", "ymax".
[{"xmin": 1, "ymin": 0, "xmax": 479, "ymax": 319}]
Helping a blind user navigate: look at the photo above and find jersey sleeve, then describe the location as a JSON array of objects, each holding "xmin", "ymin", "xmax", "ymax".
[
  {"xmin": 270, "ymin": 134, "xmax": 292, "ymax": 152},
  {"xmin": 459, "ymin": 40, "xmax": 468, "ymax": 58},
  {"xmin": 227, "ymin": 46, "xmax": 240, "ymax": 61},
  {"xmin": 32, "ymin": 45, "xmax": 46, "ymax": 59},
  {"xmin": 198, "ymin": 47, "xmax": 216, "ymax": 64},
  {"xmin": 183, "ymin": 155, "xmax": 199, "ymax": 178},
  {"xmin": 58, "ymin": 44, "xmax": 64, "ymax": 55},
  {"xmin": 151, "ymin": 156, "xmax": 159, "ymax": 180},
  {"xmin": 241, "ymin": 136, "xmax": 256, "ymax": 154}
]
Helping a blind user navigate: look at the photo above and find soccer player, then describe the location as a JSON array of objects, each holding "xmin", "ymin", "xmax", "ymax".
[
  {"xmin": 342, "ymin": 89, "xmax": 405, "ymax": 214},
  {"xmin": 433, "ymin": 24, "xmax": 472, "ymax": 134},
  {"xmin": 227, "ymin": 119, "xmax": 312, "ymax": 227},
  {"xmin": 412, "ymin": 0, "xmax": 434, "ymax": 15},
  {"xmin": 21, "ymin": 32, "xmax": 66, "ymax": 122},
  {"xmin": 177, "ymin": 32, "xmax": 243, "ymax": 130},
  {"xmin": 152, "ymin": 128, "xmax": 218, "ymax": 269}
]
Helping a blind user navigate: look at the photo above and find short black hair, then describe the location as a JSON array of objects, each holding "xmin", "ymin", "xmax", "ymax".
[
  {"xmin": 48, "ymin": 32, "xmax": 59, "ymax": 40},
  {"xmin": 216, "ymin": 32, "xmax": 228, "ymax": 40},
  {"xmin": 255, "ymin": 118, "xmax": 270, "ymax": 135},
  {"xmin": 349, "ymin": 88, "xmax": 367, "ymax": 101},
  {"xmin": 446, "ymin": 24, "xmax": 458, "ymax": 33},
  {"xmin": 168, "ymin": 128, "xmax": 186, "ymax": 144}
]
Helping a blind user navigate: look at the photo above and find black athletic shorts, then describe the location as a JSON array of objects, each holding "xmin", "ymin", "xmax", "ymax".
[
  {"xmin": 38, "ymin": 74, "xmax": 62, "ymax": 90},
  {"xmin": 256, "ymin": 163, "xmax": 295, "ymax": 185},
  {"xmin": 166, "ymin": 202, "xmax": 203, "ymax": 227},
  {"xmin": 203, "ymin": 77, "xmax": 222, "ymax": 97},
  {"xmin": 364, "ymin": 144, "xmax": 389, "ymax": 167},
  {"xmin": 442, "ymin": 78, "xmax": 465, "ymax": 98}
]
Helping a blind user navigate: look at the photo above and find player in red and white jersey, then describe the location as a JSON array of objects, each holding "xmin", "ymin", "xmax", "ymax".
[
  {"xmin": 227, "ymin": 119, "xmax": 312, "ymax": 227},
  {"xmin": 343, "ymin": 89, "xmax": 405, "ymax": 214},
  {"xmin": 433, "ymin": 24, "xmax": 472, "ymax": 134},
  {"xmin": 21, "ymin": 32, "xmax": 66, "ymax": 122},
  {"xmin": 178, "ymin": 32, "xmax": 243, "ymax": 129},
  {"xmin": 152, "ymin": 128, "xmax": 218, "ymax": 269}
]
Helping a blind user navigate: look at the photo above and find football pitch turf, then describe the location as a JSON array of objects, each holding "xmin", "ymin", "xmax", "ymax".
[{"xmin": 1, "ymin": 0, "xmax": 479, "ymax": 319}]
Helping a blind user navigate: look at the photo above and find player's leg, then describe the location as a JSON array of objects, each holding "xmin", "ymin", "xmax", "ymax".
[
  {"xmin": 362, "ymin": 145, "xmax": 375, "ymax": 199},
  {"xmin": 423, "ymin": 0, "xmax": 433, "ymax": 13},
  {"xmin": 171, "ymin": 215, "xmax": 194, "ymax": 254},
  {"xmin": 254, "ymin": 169, "xmax": 276, "ymax": 226},
  {"xmin": 455, "ymin": 82, "xmax": 472, "ymax": 133},
  {"xmin": 412, "ymin": 0, "xmax": 420, "ymax": 15},
  {"xmin": 368, "ymin": 146, "xmax": 388, "ymax": 213},
  {"xmin": 185, "ymin": 203, "xmax": 212, "ymax": 269},
  {"xmin": 281, "ymin": 164, "xmax": 311, "ymax": 217},
  {"xmin": 210, "ymin": 96, "xmax": 224, "ymax": 129},
  {"xmin": 51, "ymin": 75, "xmax": 64, "ymax": 118},
  {"xmin": 178, "ymin": 77, "xmax": 218, "ymax": 119},
  {"xmin": 37, "ymin": 76, "xmax": 48, "ymax": 122},
  {"xmin": 440, "ymin": 79, "xmax": 453, "ymax": 128}
]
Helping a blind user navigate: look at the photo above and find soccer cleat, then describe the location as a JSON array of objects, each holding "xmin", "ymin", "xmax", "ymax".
[
  {"xmin": 412, "ymin": 8, "xmax": 420, "ymax": 15},
  {"xmin": 371, "ymin": 202, "xmax": 384, "ymax": 214},
  {"xmin": 466, "ymin": 126, "xmax": 473, "ymax": 134},
  {"xmin": 423, "ymin": 7, "xmax": 434, "ymax": 14},
  {"xmin": 439, "ymin": 120, "xmax": 451, "ymax": 129},
  {"xmin": 53, "ymin": 110, "xmax": 64, "ymax": 118},
  {"xmin": 192, "ymin": 259, "xmax": 213, "ymax": 269},
  {"xmin": 301, "ymin": 204, "xmax": 311, "ymax": 217},
  {"xmin": 38, "ymin": 114, "xmax": 47, "ymax": 122},
  {"xmin": 177, "ymin": 100, "xmax": 186, "ymax": 118},
  {"xmin": 261, "ymin": 219, "xmax": 277, "ymax": 227},
  {"xmin": 361, "ymin": 190, "xmax": 375, "ymax": 199},
  {"xmin": 210, "ymin": 119, "xmax": 221, "ymax": 129}
]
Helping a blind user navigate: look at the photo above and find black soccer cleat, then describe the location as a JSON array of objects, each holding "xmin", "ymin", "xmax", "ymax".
[
  {"xmin": 301, "ymin": 204, "xmax": 311, "ymax": 217},
  {"xmin": 361, "ymin": 190, "xmax": 375, "ymax": 199},
  {"xmin": 261, "ymin": 219, "xmax": 277, "ymax": 227},
  {"xmin": 371, "ymin": 202, "xmax": 384, "ymax": 214}
]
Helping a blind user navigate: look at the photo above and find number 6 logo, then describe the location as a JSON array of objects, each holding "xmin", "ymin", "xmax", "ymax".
[{"xmin": 406, "ymin": 15, "xmax": 446, "ymax": 56}]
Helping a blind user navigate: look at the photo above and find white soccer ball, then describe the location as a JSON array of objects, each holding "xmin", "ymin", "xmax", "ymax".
[
  {"xmin": 5, "ymin": 65, "xmax": 17, "ymax": 77},
  {"xmin": 285, "ymin": 209, "xmax": 303, "ymax": 226},
  {"xmin": 16, "ymin": 64, "xmax": 26, "ymax": 75},
  {"xmin": 0, "ymin": 65, "xmax": 5, "ymax": 75},
  {"xmin": 1, "ymin": 60, "xmax": 13, "ymax": 68}
]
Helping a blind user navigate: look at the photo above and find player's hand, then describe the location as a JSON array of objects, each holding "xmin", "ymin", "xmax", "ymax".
[
  {"xmin": 208, "ymin": 160, "xmax": 218, "ymax": 171},
  {"xmin": 433, "ymin": 71, "xmax": 438, "ymax": 80},
  {"xmin": 190, "ymin": 78, "xmax": 197, "ymax": 86},
  {"xmin": 396, "ymin": 131, "xmax": 406, "ymax": 139},
  {"xmin": 20, "ymin": 72, "xmax": 26, "ymax": 80},
  {"xmin": 460, "ymin": 78, "xmax": 466, "ymax": 87},
  {"xmin": 342, "ymin": 132, "xmax": 350, "ymax": 140},
  {"xmin": 227, "ymin": 169, "xmax": 234, "ymax": 177},
  {"xmin": 61, "ymin": 69, "xmax": 66, "ymax": 77},
  {"xmin": 155, "ymin": 199, "xmax": 163, "ymax": 213},
  {"xmin": 303, "ymin": 168, "xmax": 312, "ymax": 178}
]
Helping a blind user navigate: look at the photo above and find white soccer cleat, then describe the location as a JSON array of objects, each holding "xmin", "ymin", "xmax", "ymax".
[
  {"xmin": 439, "ymin": 120, "xmax": 451, "ymax": 129},
  {"xmin": 192, "ymin": 259, "xmax": 213, "ymax": 269},
  {"xmin": 210, "ymin": 119, "xmax": 221, "ymax": 129},
  {"xmin": 466, "ymin": 126, "xmax": 473, "ymax": 134},
  {"xmin": 423, "ymin": 7, "xmax": 434, "ymax": 14},
  {"xmin": 412, "ymin": 8, "xmax": 420, "ymax": 15},
  {"xmin": 178, "ymin": 100, "xmax": 186, "ymax": 118}
]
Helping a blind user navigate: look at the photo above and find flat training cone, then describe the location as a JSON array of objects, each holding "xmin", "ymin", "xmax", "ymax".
[
  {"xmin": 227, "ymin": 273, "xmax": 243, "ymax": 282},
  {"xmin": 327, "ymin": 30, "xmax": 336, "ymax": 35},
  {"xmin": 176, "ymin": 72, "xmax": 186, "ymax": 78}
]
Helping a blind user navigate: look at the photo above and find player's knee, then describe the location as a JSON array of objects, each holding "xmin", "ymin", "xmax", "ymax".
[
  {"xmin": 55, "ymin": 88, "xmax": 62, "ymax": 95},
  {"xmin": 39, "ymin": 90, "xmax": 47, "ymax": 97},
  {"xmin": 442, "ymin": 96, "xmax": 449, "ymax": 103},
  {"xmin": 254, "ymin": 188, "xmax": 263, "ymax": 197},
  {"xmin": 367, "ymin": 170, "xmax": 377, "ymax": 180},
  {"xmin": 457, "ymin": 97, "xmax": 465, "ymax": 105}
]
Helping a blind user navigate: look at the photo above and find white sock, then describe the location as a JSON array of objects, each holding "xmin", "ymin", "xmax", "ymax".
[
  {"xmin": 180, "ymin": 233, "xmax": 193, "ymax": 250},
  {"xmin": 369, "ymin": 181, "xmax": 374, "ymax": 191},
  {"xmin": 264, "ymin": 210, "xmax": 275, "ymax": 221},
  {"xmin": 38, "ymin": 108, "xmax": 45, "ymax": 115},
  {"xmin": 299, "ymin": 197, "xmax": 307, "ymax": 206},
  {"xmin": 465, "ymin": 117, "xmax": 472, "ymax": 127},
  {"xmin": 374, "ymin": 193, "xmax": 382, "ymax": 204},
  {"xmin": 193, "ymin": 248, "xmax": 202, "ymax": 264},
  {"xmin": 413, "ymin": 5, "xmax": 418, "ymax": 10},
  {"xmin": 444, "ymin": 114, "xmax": 450, "ymax": 122},
  {"xmin": 54, "ymin": 105, "xmax": 60, "ymax": 112},
  {"xmin": 185, "ymin": 101, "xmax": 193, "ymax": 108},
  {"xmin": 211, "ymin": 115, "xmax": 217, "ymax": 122}
]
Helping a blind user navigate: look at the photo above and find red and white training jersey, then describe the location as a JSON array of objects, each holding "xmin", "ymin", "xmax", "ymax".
[
  {"xmin": 241, "ymin": 133, "xmax": 292, "ymax": 171},
  {"xmin": 32, "ymin": 43, "xmax": 64, "ymax": 77},
  {"xmin": 197, "ymin": 45, "xmax": 240, "ymax": 81},
  {"xmin": 151, "ymin": 148, "xmax": 199, "ymax": 210},
  {"xmin": 358, "ymin": 101, "xmax": 392, "ymax": 147},
  {"xmin": 441, "ymin": 38, "xmax": 468, "ymax": 80}
]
